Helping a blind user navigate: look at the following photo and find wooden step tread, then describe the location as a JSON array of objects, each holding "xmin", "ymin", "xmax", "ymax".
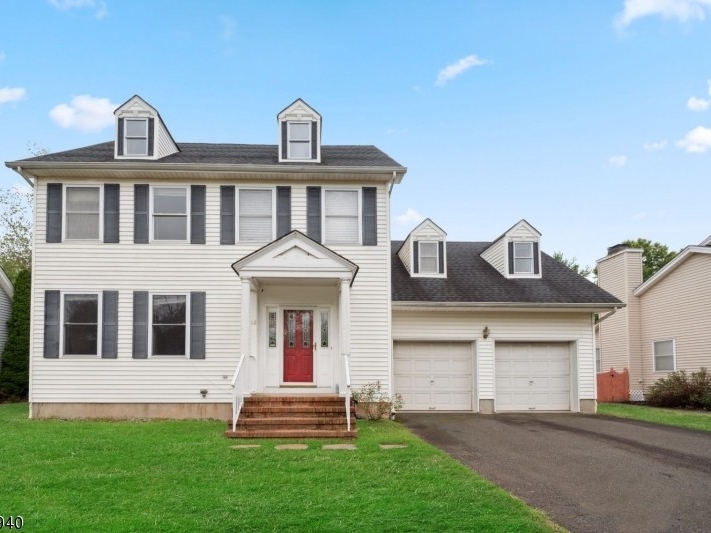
[{"xmin": 224, "ymin": 428, "xmax": 358, "ymax": 439}]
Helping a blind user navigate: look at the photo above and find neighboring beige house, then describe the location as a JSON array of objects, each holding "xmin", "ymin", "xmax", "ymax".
[
  {"xmin": 0, "ymin": 266, "xmax": 13, "ymax": 370},
  {"xmin": 596, "ymin": 238, "xmax": 711, "ymax": 399}
]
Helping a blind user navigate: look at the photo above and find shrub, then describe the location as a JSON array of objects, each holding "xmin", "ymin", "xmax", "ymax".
[
  {"xmin": 0, "ymin": 269, "xmax": 31, "ymax": 401},
  {"xmin": 351, "ymin": 380, "xmax": 403, "ymax": 420},
  {"xmin": 645, "ymin": 368, "xmax": 711, "ymax": 410}
]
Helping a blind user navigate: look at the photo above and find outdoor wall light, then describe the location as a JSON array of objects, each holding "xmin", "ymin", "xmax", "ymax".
[
  {"xmin": 483, "ymin": 326, "xmax": 490, "ymax": 339},
  {"xmin": 200, "ymin": 389, "xmax": 208, "ymax": 398}
]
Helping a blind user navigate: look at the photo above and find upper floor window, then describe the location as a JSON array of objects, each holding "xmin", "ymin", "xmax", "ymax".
[
  {"xmin": 65, "ymin": 186, "xmax": 101, "ymax": 240},
  {"xmin": 513, "ymin": 242, "xmax": 534, "ymax": 274},
  {"xmin": 324, "ymin": 189, "xmax": 359, "ymax": 244},
  {"xmin": 288, "ymin": 122, "xmax": 311, "ymax": 159},
  {"xmin": 63, "ymin": 293, "xmax": 100, "ymax": 356},
  {"xmin": 124, "ymin": 118, "xmax": 149, "ymax": 156},
  {"xmin": 152, "ymin": 187, "xmax": 188, "ymax": 241},
  {"xmin": 239, "ymin": 189, "xmax": 274, "ymax": 241},
  {"xmin": 653, "ymin": 340, "xmax": 675, "ymax": 372},
  {"xmin": 418, "ymin": 241, "xmax": 439, "ymax": 274}
]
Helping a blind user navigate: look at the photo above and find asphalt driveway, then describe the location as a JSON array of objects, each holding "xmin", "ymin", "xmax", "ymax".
[{"xmin": 398, "ymin": 413, "xmax": 711, "ymax": 533}]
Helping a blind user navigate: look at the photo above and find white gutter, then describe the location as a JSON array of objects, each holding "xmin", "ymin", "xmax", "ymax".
[
  {"xmin": 14, "ymin": 166, "xmax": 36, "ymax": 187},
  {"xmin": 393, "ymin": 301, "xmax": 624, "ymax": 312},
  {"xmin": 595, "ymin": 306, "xmax": 622, "ymax": 324}
]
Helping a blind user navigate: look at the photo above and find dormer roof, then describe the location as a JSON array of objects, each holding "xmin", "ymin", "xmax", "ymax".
[
  {"xmin": 277, "ymin": 98, "xmax": 322, "ymax": 163},
  {"xmin": 397, "ymin": 218, "xmax": 447, "ymax": 278},
  {"xmin": 114, "ymin": 95, "xmax": 179, "ymax": 160},
  {"xmin": 481, "ymin": 219, "xmax": 542, "ymax": 279}
]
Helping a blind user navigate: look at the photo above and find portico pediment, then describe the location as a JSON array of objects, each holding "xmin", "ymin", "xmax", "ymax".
[{"xmin": 231, "ymin": 231, "xmax": 358, "ymax": 284}]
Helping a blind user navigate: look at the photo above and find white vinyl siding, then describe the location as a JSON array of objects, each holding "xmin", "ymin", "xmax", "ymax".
[
  {"xmin": 324, "ymin": 189, "xmax": 360, "ymax": 244},
  {"xmin": 653, "ymin": 340, "xmax": 675, "ymax": 372},
  {"xmin": 151, "ymin": 187, "xmax": 188, "ymax": 241},
  {"xmin": 124, "ymin": 118, "xmax": 148, "ymax": 156},
  {"xmin": 61, "ymin": 292, "xmax": 101, "ymax": 357},
  {"xmin": 64, "ymin": 186, "xmax": 102, "ymax": 240},
  {"xmin": 238, "ymin": 189, "xmax": 274, "ymax": 242},
  {"xmin": 481, "ymin": 238, "xmax": 505, "ymax": 275}
]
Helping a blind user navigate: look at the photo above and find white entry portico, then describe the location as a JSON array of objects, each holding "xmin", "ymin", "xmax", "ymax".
[{"xmin": 231, "ymin": 231, "xmax": 358, "ymax": 394}]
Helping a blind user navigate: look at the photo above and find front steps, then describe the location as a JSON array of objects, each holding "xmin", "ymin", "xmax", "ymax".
[{"xmin": 224, "ymin": 394, "xmax": 358, "ymax": 439}]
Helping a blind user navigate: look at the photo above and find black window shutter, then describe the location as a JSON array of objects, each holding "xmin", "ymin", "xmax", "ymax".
[
  {"xmin": 134, "ymin": 185, "xmax": 149, "ymax": 243},
  {"xmin": 132, "ymin": 291, "xmax": 148, "ymax": 359},
  {"xmin": 276, "ymin": 186, "xmax": 291, "ymax": 238},
  {"xmin": 438, "ymin": 241, "xmax": 445, "ymax": 274},
  {"xmin": 46, "ymin": 183, "xmax": 63, "ymax": 243},
  {"xmin": 147, "ymin": 118, "xmax": 155, "ymax": 156},
  {"xmin": 190, "ymin": 292, "xmax": 206, "ymax": 359},
  {"xmin": 306, "ymin": 186, "xmax": 322, "ymax": 242},
  {"xmin": 413, "ymin": 241, "xmax": 419, "ymax": 274},
  {"xmin": 117, "ymin": 118, "xmax": 124, "ymax": 156},
  {"xmin": 191, "ymin": 185, "xmax": 206, "ymax": 244},
  {"xmin": 44, "ymin": 290, "xmax": 60, "ymax": 358},
  {"xmin": 362, "ymin": 187, "xmax": 377, "ymax": 246},
  {"xmin": 311, "ymin": 121, "xmax": 318, "ymax": 160},
  {"xmin": 508, "ymin": 242, "xmax": 514, "ymax": 274},
  {"xmin": 220, "ymin": 186, "xmax": 235, "ymax": 245},
  {"xmin": 281, "ymin": 122, "xmax": 288, "ymax": 159},
  {"xmin": 104, "ymin": 184, "xmax": 120, "ymax": 243},
  {"xmin": 102, "ymin": 291, "xmax": 118, "ymax": 358},
  {"xmin": 533, "ymin": 242, "xmax": 540, "ymax": 274}
]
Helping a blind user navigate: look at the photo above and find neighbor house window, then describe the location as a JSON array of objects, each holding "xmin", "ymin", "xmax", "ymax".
[
  {"xmin": 63, "ymin": 293, "xmax": 99, "ymax": 355},
  {"xmin": 324, "ymin": 189, "xmax": 359, "ymax": 244},
  {"xmin": 288, "ymin": 122, "xmax": 311, "ymax": 159},
  {"xmin": 653, "ymin": 340, "xmax": 675, "ymax": 372},
  {"xmin": 125, "ymin": 118, "xmax": 148, "ymax": 156},
  {"xmin": 65, "ymin": 186, "xmax": 101, "ymax": 240},
  {"xmin": 418, "ymin": 241, "xmax": 439, "ymax": 274},
  {"xmin": 595, "ymin": 347, "xmax": 601, "ymax": 374},
  {"xmin": 513, "ymin": 242, "xmax": 534, "ymax": 274},
  {"xmin": 152, "ymin": 187, "xmax": 188, "ymax": 241},
  {"xmin": 151, "ymin": 294, "xmax": 187, "ymax": 356},
  {"xmin": 238, "ymin": 189, "xmax": 274, "ymax": 241}
]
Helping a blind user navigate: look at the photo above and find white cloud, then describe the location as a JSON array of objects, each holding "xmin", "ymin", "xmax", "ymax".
[
  {"xmin": 95, "ymin": 1, "xmax": 107, "ymax": 19},
  {"xmin": 614, "ymin": 0, "xmax": 711, "ymax": 28},
  {"xmin": 221, "ymin": 15, "xmax": 236, "ymax": 41},
  {"xmin": 677, "ymin": 125, "xmax": 711, "ymax": 152},
  {"xmin": 49, "ymin": 95, "xmax": 115, "ymax": 132},
  {"xmin": 435, "ymin": 54, "xmax": 489, "ymax": 87},
  {"xmin": 0, "ymin": 86, "xmax": 26, "ymax": 104},
  {"xmin": 643, "ymin": 139, "xmax": 668, "ymax": 151},
  {"xmin": 395, "ymin": 208, "xmax": 424, "ymax": 227},
  {"xmin": 687, "ymin": 96, "xmax": 710, "ymax": 111},
  {"xmin": 608, "ymin": 155, "xmax": 628, "ymax": 167},
  {"xmin": 49, "ymin": 0, "xmax": 108, "ymax": 19}
]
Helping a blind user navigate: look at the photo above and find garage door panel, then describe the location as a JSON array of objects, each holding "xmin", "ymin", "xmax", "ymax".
[{"xmin": 393, "ymin": 360, "xmax": 413, "ymax": 374}]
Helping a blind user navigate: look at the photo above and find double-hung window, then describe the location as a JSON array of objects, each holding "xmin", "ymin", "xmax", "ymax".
[
  {"xmin": 64, "ymin": 186, "xmax": 102, "ymax": 240},
  {"xmin": 63, "ymin": 293, "xmax": 100, "ymax": 356},
  {"xmin": 152, "ymin": 187, "xmax": 188, "ymax": 241},
  {"xmin": 513, "ymin": 242, "xmax": 534, "ymax": 274},
  {"xmin": 288, "ymin": 122, "xmax": 311, "ymax": 159},
  {"xmin": 124, "ymin": 118, "xmax": 149, "ymax": 156},
  {"xmin": 653, "ymin": 340, "xmax": 675, "ymax": 372},
  {"xmin": 151, "ymin": 294, "xmax": 187, "ymax": 356},
  {"xmin": 239, "ymin": 189, "xmax": 274, "ymax": 241},
  {"xmin": 418, "ymin": 241, "xmax": 439, "ymax": 274},
  {"xmin": 324, "ymin": 189, "xmax": 359, "ymax": 244}
]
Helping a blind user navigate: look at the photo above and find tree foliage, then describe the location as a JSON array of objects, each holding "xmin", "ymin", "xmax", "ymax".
[
  {"xmin": 621, "ymin": 238, "xmax": 677, "ymax": 281},
  {"xmin": 0, "ymin": 269, "xmax": 31, "ymax": 401},
  {"xmin": 552, "ymin": 251, "xmax": 593, "ymax": 278},
  {"xmin": 0, "ymin": 185, "xmax": 33, "ymax": 283}
]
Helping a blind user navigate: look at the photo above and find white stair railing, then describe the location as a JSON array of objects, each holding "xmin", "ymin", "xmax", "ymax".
[
  {"xmin": 230, "ymin": 354, "xmax": 247, "ymax": 433},
  {"xmin": 343, "ymin": 353, "xmax": 352, "ymax": 432}
]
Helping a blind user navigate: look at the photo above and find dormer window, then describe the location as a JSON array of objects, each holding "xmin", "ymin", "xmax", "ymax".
[
  {"xmin": 288, "ymin": 122, "xmax": 312, "ymax": 159},
  {"xmin": 418, "ymin": 241, "xmax": 439, "ymax": 274},
  {"xmin": 278, "ymin": 99, "xmax": 321, "ymax": 163},
  {"xmin": 513, "ymin": 242, "xmax": 534, "ymax": 274},
  {"xmin": 124, "ymin": 118, "xmax": 148, "ymax": 156}
]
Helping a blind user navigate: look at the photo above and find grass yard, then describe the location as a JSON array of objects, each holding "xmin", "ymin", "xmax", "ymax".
[
  {"xmin": 598, "ymin": 402, "xmax": 711, "ymax": 433},
  {"xmin": 0, "ymin": 403, "xmax": 559, "ymax": 532}
]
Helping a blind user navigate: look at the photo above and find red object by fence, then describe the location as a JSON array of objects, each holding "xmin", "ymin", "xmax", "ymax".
[{"xmin": 597, "ymin": 368, "xmax": 630, "ymax": 403}]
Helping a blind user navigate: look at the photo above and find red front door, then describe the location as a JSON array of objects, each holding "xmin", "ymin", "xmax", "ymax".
[{"xmin": 283, "ymin": 310, "xmax": 314, "ymax": 382}]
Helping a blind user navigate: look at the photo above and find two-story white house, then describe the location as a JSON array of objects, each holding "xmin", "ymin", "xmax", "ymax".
[{"xmin": 6, "ymin": 96, "xmax": 621, "ymax": 432}]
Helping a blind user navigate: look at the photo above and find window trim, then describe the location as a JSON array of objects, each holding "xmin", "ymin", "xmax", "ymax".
[
  {"xmin": 236, "ymin": 187, "xmax": 276, "ymax": 242},
  {"xmin": 513, "ymin": 241, "xmax": 534, "ymax": 274},
  {"xmin": 60, "ymin": 291, "xmax": 102, "ymax": 358},
  {"xmin": 124, "ymin": 117, "xmax": 149, "ymax": 157},
  {"xmin": 287, "ymin": 121, "xmax": 311, "ymax": 160},
  {"xmin": 653, "ymin": 339, "xmax": 676, "ymax": 372},
  {"xmin": 150, "ymin": 186, "xmax": 190, "ymax": 242},
  {"xmin": 322, "ymin": 188, "xmax": 362, "ymax": 245},
  {"xmin": 62, "ymin": 184, "xmax": 103, "ymax": 241},
  {"xmin": 148, "ymin": 292, "xmax": 190, "ymax": 358}
]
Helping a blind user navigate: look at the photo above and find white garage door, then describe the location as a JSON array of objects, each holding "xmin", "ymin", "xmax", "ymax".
[
  {"xmin": 394, "ymin": 341, "xmax": 473, "ymax": 411},
  {"xmin": 496, "ymin": 342, "xmax": 570, "ymax": 411}
]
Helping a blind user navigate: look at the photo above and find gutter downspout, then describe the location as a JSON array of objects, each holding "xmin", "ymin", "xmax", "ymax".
[
  {"xmin": 388, "ymin": 171, "xmax": 396, "ymax": 196},
  {"xmin": 594, "ymin": 307, "xmax": 620, "ymax": 325},
  {"xmin": 14, "ymin": 166, "xmax": 36, "ymax": 187}
]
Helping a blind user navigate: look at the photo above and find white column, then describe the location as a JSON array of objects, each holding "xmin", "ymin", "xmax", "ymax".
[
  {"xmin": 240, "ymin": 277, "xmax": 252, "ymax": 391},
  {"xmin": 339, "ymin": 278, "xmax": 351, "ymax": 388}
]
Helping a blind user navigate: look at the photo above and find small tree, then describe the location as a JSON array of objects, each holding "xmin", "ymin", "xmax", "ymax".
[
  {"xmin": 0, "ymin": 269, "xmax": 31, "ymax": 401},
  {"xmin": 0, "ymin": 185, "xmax": 33, "ymax": 283},
  {"xmin": 621, "ymin": 238, "xmax": 677, "ymax": 281},
  {"xmin": 552, "ymin": 251, "xmax": 593, "ymax": 278}
]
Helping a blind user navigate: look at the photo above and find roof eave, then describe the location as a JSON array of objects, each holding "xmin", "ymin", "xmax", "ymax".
[{"xmin": 392, "ymin": 301, "xmax": 624, "ymax": 313}]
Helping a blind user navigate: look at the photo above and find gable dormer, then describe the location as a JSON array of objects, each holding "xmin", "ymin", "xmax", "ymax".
[
  {"xmin": 277, "ymin": 99, "xmax": 321, "ymax": 163},
  {"xmin": 114, "ymin": 95, "xmax": 179, "ymax": 160},
  {"xmin": 398, "ymin": 218, "xmax": 447, "ymax": 278},
  {"xmin": 481, "ymin": 219, "xmax": 542, "ymax": 279}
]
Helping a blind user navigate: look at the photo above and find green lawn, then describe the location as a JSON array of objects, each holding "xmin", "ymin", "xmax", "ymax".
[
  {"xmin": 598, "ymin": 402, "xmax": 711, "ymax": 433},
  {"xmin": 0, "ymin": 403, "xmax": 559, "ymax": 532}
]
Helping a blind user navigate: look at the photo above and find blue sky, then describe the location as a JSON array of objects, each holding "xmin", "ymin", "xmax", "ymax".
[{"xmin": 1, "ymin": 0, "xmax": 710, "ymax": 270}]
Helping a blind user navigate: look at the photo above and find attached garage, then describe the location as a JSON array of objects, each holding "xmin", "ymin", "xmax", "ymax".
[
  {"xmin": 495, "ymin": 342, "xmax": 571, "ymax": 411},
  {"xmin": 394, "ymin": 341, "xmax": 474, "ymax": 411}
]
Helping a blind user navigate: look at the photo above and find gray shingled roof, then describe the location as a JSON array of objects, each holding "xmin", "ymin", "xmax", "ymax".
[
  {"xmin": 18, "ymin": 142, "xmax": 404, "ymax": 168},
  {"xmin": 392, "ymin": 241, "xmax": 621, "ymax": 305}
]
